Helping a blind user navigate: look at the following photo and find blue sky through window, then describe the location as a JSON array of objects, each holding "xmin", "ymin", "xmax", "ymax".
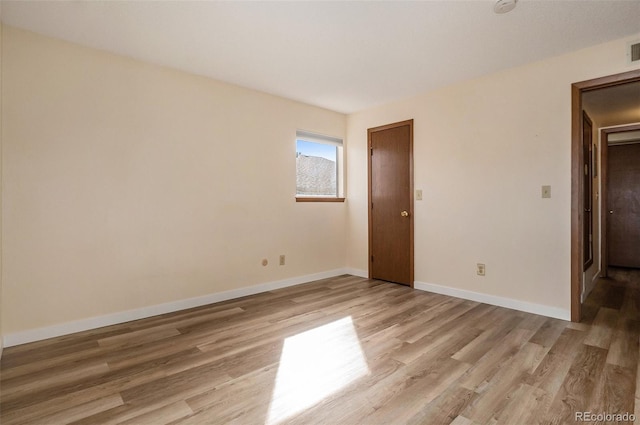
[{"xmin": 296, "ymin": 140, "xmax": 336, "ymax": 162}]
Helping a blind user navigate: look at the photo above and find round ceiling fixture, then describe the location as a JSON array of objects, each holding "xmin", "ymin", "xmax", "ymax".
[{"xmin": 494, "ymin": 0, "xmax": 517, "ymax": 14}]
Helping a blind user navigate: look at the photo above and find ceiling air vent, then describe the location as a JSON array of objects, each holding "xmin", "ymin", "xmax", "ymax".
[{"xmin": 631, "ymin": 42, "xmax": 640, "ymax": 63}]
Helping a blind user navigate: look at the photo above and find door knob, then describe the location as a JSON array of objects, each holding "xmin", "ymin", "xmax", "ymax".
[
  {"xmin": 401, "ymin": 211, "xmax": 409, "ymax": 217},
  {"xmin": 609, "ymin": 210, "xmax": 613, "ymax": 214}
]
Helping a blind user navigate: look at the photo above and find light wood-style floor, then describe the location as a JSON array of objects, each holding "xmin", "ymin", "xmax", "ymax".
[{"xmin": 1, "ymin": 271, "xmax": 638, "ymax": 424}]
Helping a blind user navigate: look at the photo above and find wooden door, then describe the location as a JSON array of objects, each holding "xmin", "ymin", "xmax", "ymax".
[
  {"xmin": 368, "ymin": 120, "xmax": 413, "ymax": 286},
  {"xmin": 607, "ymin": 143, "xmax": 640, "ymax": 268},
  {"xmin": 582, "ymin": 112, "xmax": 593, "ymax": 270}
]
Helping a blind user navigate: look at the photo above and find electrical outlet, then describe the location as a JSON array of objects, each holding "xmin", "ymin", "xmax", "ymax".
[
  {"xmin": 416, "ymin": 189, "xmax": 423, "ymax": 201},
  {"xmin": 476, "ymin": 263, "xmax": 486, "ymax": 276},
  {"xmin": 279, "ymin": 255, "xmax": 285, "ymax": 266}
]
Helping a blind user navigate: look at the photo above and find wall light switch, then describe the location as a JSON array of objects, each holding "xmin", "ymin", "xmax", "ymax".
[
  {"xmin": 542, "ymin": 185, "xmax": 551, "ymax": 199},
  {"xmin": 416, "ymin": 189, "xmax": 423, "ymax": 201}
]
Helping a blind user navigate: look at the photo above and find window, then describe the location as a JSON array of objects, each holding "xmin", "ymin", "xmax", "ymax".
[{"xmin": 295, "ymin": 130, "xmax": 344, "ymax": 202}]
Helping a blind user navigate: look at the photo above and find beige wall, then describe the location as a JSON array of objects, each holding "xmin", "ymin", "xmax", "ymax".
[
  {"xmin": 2, "ymin": 27, "xmax": 346, "ymax": 336},
  {"xmin": 346, "ymin": 34, "xmax": 640, "ymax": 313}
]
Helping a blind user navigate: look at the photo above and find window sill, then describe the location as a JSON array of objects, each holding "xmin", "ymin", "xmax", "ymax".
[{"xmin": 296, "ymin": 197, "xmax": 345, "ymax": 203}]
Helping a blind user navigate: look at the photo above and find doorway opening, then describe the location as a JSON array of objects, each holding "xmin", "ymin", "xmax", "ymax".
[
  {"xmin": 571, "ymin": 69, "xmax": 640, "ymax": 322},
  {"xmin": 601, "ymin": 124, "xmax": 640, "ymax": 275}
]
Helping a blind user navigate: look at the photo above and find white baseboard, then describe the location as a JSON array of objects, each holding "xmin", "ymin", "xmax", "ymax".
[
  {"xmin": 343, "ymin": 268, "xmax": 368, "ymax": 278},
  {"xmin": 5, "ymin": 271, "xmax": 571, "ymax": 347},
  {"xmin": 3, "ymin": 268, "xmax": 350, "ymax": 348},
  {"xmin": 414, "ymin": 281, "xmax": 571, "ymax": 321}
]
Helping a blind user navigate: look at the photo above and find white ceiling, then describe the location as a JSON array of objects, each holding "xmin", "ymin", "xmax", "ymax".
[
  {"xmin": 2, "ymin": 0, "xmax": 640, "ymax": 113},
  {"xmin": 583, "ymin": 81, "xmax": 640, "ymax": 127}
]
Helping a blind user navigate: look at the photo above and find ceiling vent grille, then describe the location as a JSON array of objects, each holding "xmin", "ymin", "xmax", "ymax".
[{"xmin": 631, "ymin": 42, "xmax": 640, "ymax": 63}]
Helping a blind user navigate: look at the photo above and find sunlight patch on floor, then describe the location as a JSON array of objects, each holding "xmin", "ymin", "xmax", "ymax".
[{"xmin": 266, "ymin": 316, "xmax": 370, "ymax": 425}]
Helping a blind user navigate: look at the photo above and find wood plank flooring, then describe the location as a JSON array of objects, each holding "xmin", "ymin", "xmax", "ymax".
[{"xmin": 1, "ymin": 270, "xmax": 638, "ymax": 424}]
